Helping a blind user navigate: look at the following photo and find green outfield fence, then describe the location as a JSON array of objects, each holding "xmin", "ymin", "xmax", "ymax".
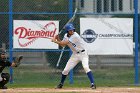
[{"xmin": 0, "ymin": 0, "xmax": 139, "ymax": 88}]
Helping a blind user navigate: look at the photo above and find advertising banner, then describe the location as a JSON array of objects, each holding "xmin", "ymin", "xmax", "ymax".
[
  {"xmin": 80, "ymin": 18, "xmax": 133, "ymax": 55},
  {"xmin": 13, "ymin": 20, "xmax": 59, "ymax": 49}
]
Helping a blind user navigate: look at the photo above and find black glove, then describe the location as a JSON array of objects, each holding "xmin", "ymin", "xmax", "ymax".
[{"xmin": 14, "ymin": 55, "xmax": 23, "ymax": 67}]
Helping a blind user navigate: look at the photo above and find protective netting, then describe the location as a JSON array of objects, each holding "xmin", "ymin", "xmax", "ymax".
[{"xmin": 0, "ymin": 0, "xmax": 139, "ymax": 88}]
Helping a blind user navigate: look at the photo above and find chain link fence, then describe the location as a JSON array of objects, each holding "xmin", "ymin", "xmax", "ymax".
[{"xmin": 0, "ymin": 0, "xmax": 139, "ymax": 88}]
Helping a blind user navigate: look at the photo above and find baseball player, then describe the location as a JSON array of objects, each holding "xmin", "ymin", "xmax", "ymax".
[
  {"xmin": 51, "ymin": 23, "xmax": 96, "ymax": 89},
  {"xmin": 0, "ymin": 50, "xmax": 23, "ymax": 89}
]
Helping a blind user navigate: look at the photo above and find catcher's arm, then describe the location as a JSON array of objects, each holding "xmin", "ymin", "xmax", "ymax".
[{"xmin": 12, "ymin": 55, "xmax": 23, "ymax": 67}]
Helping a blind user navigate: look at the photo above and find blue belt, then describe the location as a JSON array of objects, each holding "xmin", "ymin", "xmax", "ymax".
[{"xmin": 77, "ymin": 50, "xmax": 85, "ymax": 53}]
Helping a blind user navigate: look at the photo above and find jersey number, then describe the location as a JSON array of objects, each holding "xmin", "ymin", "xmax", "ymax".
[
  {"xmin": 69, "ymin": 41, "xmax": 76, "ymax": 47},
  {"xmin": 72, "ymin": 43, "xmax": 76, "ymax": 47}
]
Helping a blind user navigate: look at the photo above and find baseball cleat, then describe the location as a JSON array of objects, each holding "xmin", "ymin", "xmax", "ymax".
[
  {"xmin": 90, "ymin": 84, "xmax": 96, "ymax": 89},
  {"xmin": 55, "ymin": 83, "xmax": 63, "ymax": 89}
]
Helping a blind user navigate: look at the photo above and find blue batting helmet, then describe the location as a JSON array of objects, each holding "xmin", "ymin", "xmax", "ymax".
[{"xmin": 65, "ymin": 23, "xmax": 75, "ymax": 32}]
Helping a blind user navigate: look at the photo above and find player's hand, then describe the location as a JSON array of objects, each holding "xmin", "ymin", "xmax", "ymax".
[
  {"xmin": 13, "ymin": 55, "xmax": 23, "ymax": 67},
  {"xmin": 51, "ymin": 36, "xmax": 56, "ymax": 42},
  {"xmin": 55, "ymin": 35, "xmax": 59, "ymax": 39},
  {"xmin": 52, "ymin": 35, "xmax": 59, "ymax": 42}
]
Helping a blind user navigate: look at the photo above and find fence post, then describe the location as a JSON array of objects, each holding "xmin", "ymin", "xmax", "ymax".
[
  {"xmin": 9, "ymin": 0, "xmax": 13, "ymax": 83},
  {"xmin": 134, "ymin": 0, "xmax": 139, "ymax": 85},
  {"xmin": 69, "ymin": 0, "xmax": 74, "ymax": 84}
]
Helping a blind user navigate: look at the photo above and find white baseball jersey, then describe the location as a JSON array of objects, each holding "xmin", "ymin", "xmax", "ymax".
[
  {"xmin": 62, "ymin": 32, "xmax": 91, "ymax": 75},
  {"xmin": 63, "ymin": 32, "xmax": 85, "ymax": 54}
]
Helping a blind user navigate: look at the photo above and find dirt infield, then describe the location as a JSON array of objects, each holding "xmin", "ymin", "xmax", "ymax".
[{"xmin": 0, "ymin": 87, "xmax": 140, "ymax": 93}]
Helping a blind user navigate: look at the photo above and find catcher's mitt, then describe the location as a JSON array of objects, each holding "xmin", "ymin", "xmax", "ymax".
[{"xmin": 14, "ymin": 55, "xmax": 23, "ymax": 67}]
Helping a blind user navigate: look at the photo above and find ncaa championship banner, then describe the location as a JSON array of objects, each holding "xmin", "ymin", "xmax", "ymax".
[
  {"xmin": 13, "ymin": 20, "xmax": 59, "ymax": 49},
  {"xmin": 80, "ymin": 18, "xmax": 133, "ymax": 55}
]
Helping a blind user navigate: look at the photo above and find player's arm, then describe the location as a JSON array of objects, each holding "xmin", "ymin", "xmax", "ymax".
[
  {"xmin": 52, "ymin": 35, "xmax": 69, "ymax": 47},
  {"xmin": 10, "ymin": 56, "xmax": 23, "ymax": 67},
  {"xmin": 4, "ymin": 60, "xmax": 16, "ymax": 67},
  {"xmin": 5, "ymin": 56, "xmax": 23, "ymax": 67}
]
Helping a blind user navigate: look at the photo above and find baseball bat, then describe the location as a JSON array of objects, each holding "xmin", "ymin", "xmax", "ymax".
[
  {"xmin": 58, "ymin": 8, "xmax": 77, "ymax": 35},
  {"xmin": 56, "ymin": 47, "xmax": 65, "ymax": 67},
  {"xmin": 56, "ymin": 8, "xmax": 78, "ymax": 68},
  {"xmin": 30, "ymin": 8, "xmax": 77, "ymax": 41}
]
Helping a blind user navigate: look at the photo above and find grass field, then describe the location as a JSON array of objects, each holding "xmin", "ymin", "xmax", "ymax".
[
  {"xmin": 1, "ymin": 66, "xmax": 140, "ymax": 93},
  {"xmin": 5, "ymin": 66, "xmax": 138, "ymax": 88}
]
